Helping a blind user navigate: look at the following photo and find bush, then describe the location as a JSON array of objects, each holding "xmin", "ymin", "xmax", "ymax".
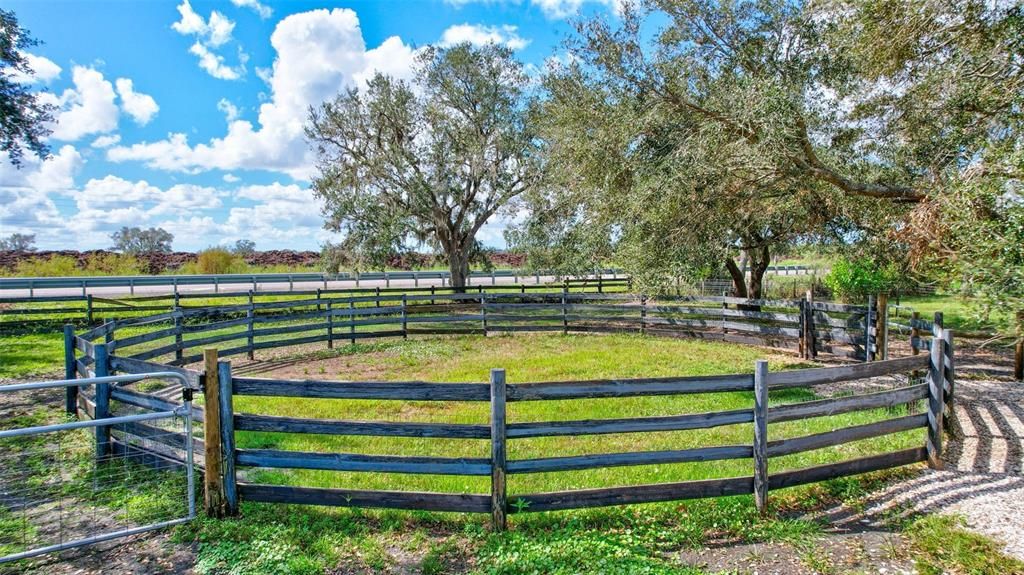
[
  {"xmin": 81, "ymin": 253, "xmax": 144, "ymax": 276},
  {"xmin": 184, "ymin": 248, "xmax": 245, "ymax": 275},
  {"xmin": 823, "ymin": 257, "xmax": 903, "ymax": 302},
  {"xmin": 10, "ymin": 255, "xmax": 81, "ymax": 277}
]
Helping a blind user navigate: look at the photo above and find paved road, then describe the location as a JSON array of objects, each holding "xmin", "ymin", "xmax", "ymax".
[{"xmin": 0, "ymin": 274, "xmax": 590, "ymax": 299}]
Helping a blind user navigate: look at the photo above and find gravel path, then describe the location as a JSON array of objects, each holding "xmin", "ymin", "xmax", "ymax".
[{"xmin": 850, "ymin": 342, "xmax": 1024, "ymax": 561}]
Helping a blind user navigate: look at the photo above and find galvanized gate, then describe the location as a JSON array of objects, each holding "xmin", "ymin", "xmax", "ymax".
[{"xmin": 0, "ymin": 373, "xmax": 195, "ymax": 565}]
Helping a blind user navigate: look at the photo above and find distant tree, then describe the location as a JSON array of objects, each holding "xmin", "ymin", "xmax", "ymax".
[
  {"xmin": 306, "ymin": 43, "xmax": 541, "ymax": 291},
  {"xmin": 0, "ymin": 232, "xmax": 36, "ymax": 251},
  {"xmin": 110, "ymin": 227, "xmax": 174, "ymax": 254},
  {"xmin": 232, "ymin": 239, "xmax": 256, "ymax": 257},
  {"xmin": 0, "ymin": 9, "xmax": 55, "ymax": 168}
]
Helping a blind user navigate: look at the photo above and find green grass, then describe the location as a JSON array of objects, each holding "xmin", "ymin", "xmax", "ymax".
[
  {"xmin": 0, "ymin": 324, "xmax": 1018, "ymax": 573},
  {"xmin": 225, "ymin": 334, "xmax": 918, "ymax": 497},
  {"xmin": 896, "ymin": 294, "xmax": 1014, "ymax": 334},
  {"xmin": 904, "ymin": 514, "xmax": 1024, "ymax": 574},
  {"xmin": 0, "ymin": 331, "xmax": 64, "ymax": 379}
]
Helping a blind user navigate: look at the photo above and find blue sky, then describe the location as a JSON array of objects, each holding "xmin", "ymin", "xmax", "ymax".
[{"xmin": 1, "ymin": 0, "xmax": 621, "ymax": 251}]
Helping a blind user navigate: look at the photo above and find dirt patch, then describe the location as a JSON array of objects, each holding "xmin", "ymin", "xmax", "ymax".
[
  {"xmin": 680, "ymin": 519, "xmax": 915, "ymax": 575},
  {"xmin": 5, "ymin": 531, "xmax": 195, "ymax": 575}
]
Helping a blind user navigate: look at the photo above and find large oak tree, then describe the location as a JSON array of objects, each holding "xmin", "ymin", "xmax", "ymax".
[{"xmin": 307, "ymin": 43, "xmax": 541, "ymax": 290}]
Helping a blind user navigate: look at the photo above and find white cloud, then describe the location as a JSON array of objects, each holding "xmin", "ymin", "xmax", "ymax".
[
  {"xmin": 217, "ymin": 98, "xmax": 240, "ymax": 122},
  {"xmin": 0, "ymin": 147, "xmax": 82, "ymax": 244},
  {"xmin": 223, "ymin": 173, "xmax": 241, "ymax": 183},
  {"xmin": 230, "ymin": 0, "xmax": 272, "ymax": 19},
  {"xmin": 10, "ymin": 53, "xmax": 62, "ymax": 83},
  {"xmin": 172, "ymin": 0, "xmax": 246, "ymax": 79},
  {"xmin": 39, "ymin": 66, "xmax": 119, "ymax": 141},
  {"xmin": 110, "ymin": 8, "xmax": 419, "ymax": 179},
  {"xmin": 189, "ymin": 42, "xmax": 245, "ymax": 80},
  {"xmin": 445, "ymin": 0, "xmax": 625, "ymax": 19},
  {"xmin": 439, "ymin": 24, "xmax": 530, "ymax": 50},
  {"xmin": 0, "ymin": 145, "xmax": 84, "ymax": 194},
  {"xmin": 115, "ymin": 78, "xmax": 159, "ymax": 125},
  {"xmin": 91, "ymin": 134, "xmax": 122, "ymax": 148},
  {"xmin": 172, "ymin": 0, "xmax": 234, "ymax": 46}
]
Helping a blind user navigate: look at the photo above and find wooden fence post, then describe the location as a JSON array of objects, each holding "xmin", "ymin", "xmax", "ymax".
[
  {"xmin": 219, "ymin": 360, "xmax": 239, "ymax": 515},
  {"xmin": 876, "ymin": 294, "xmax": 888, "ymax": 360},
  {"xmin": 943, "ymin": 329, "xmax": 955, "ymax": 425},
  {"xmin": 803, "ymin": 290, "xmax": 817, "ymax": 360},
  {"xmin": 327, "ymin": 301, "xmax": 334, "ymax": 349},
  {"xmin": 63, "ymin": 324, "xmax": 77, "ymax": 415},
  {"xmin": 865, "ymin": 295, "xmax": 876, "ymax": 362},
  {"xmin": 562, "ymin": 288, "xmax": 569, "ymax": 335},
  {"xmin": 798, "ymin": 299, "xmax": 806, "ymax": 358},
  {"xmin": 349, "ymin": 299, "xmax": 356, "ymax": 346},
  {"xmin": 173, "ymin": 292, "xmax": 183, "ymax": 363},
  {"xmin": 203, "ymin": 349, "xmax": 226, "ymax": 517},
  {"xmin": 640, "ymin": 293, "xmax": 647, "ymax": 336},
  {"xmin": 927, "ymin": 317, "xmax": 945, "ymax": 470},
  {"xmin": 246, "ymin": 290, "xmax": 255, "ymax": 360},
  {"xmin": 490, "ymin": 368, "xmax": 507, "ymax": 531},
  {"xmin": 402, "ymin": 294, "xmax": 409, "ymax": 339},
  {"xmin": 1015, "ymin": 311, "xmax": 1023, "ymax": 382},
  {"xmin": 753, "ymin": 359, "xmax": 769, "ymax": 514},
  {"xmin": 480, "ymin": 292, "xmax": 488, "ymax": 335},
  {"xmin": 910, "ymin": 311, "xmax": 921, "ymax": 355},
  {"xmin": 93, "ymin": 343, "xmax": 111, "ymax": 460},
  {"xmin": 86, "ymin": 294, "xmax": 94, "ymax": 325}
]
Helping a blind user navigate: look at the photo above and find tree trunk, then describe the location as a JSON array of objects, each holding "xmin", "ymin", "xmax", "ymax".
[
  {"xmin": 745, "ymin": 244, "xmax": 771, "ymax": 300},
  {"xmin": 724, "ymin": 258, "xmax": 748, "ymax": 298},
  {"xmin": 447, "ymin": 247, "xmax": 471, "ymax": 293}
]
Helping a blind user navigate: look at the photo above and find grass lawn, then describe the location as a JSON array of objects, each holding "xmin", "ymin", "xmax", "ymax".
[
  {"xmin": 231, "ymin": 334, "xmax": 918, "ymax": 496},
  {"xmin": 895, "ymin": 294, "xmax": 1014, "ymax": 334},
  {"xmin": 2, "ymin": 320, "xmax": 1021, "ymax": 573},
  {"xmin": 166, "ymin": 334, "xmax": 1021, "ymax": 574}
]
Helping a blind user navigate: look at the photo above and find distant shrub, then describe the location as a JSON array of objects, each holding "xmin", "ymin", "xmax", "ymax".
[
  {"xmin": 232, "ymin": 239, "xmax": 256, "ymax": 257},
  {"xmin": 823, "ymin": 257, "xmax": 903, "ymax": 302},
  {"xmin": 320, "ymin": 241, "xmax": 353, "ymax": 274},
  {"xmin": 81, "ymin": 253, "xmax": 144, "ymax": 276},
  {"xmin": 0, "ymin": 233, "xmax": 36, "ymax": 251},
  {"xmin": 11, "ymin": 255, "xmax": 81, "ymax": 277},
  {"xmin": 183, "ymin": 248, "xmax": 245, "ymax": 274}
]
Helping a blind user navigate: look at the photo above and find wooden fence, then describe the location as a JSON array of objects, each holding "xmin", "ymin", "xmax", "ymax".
[
  {"xmin": 63, "ymin": 297, "xmax": 954, "ymax": 529},
  {"xmin": 61, "ymin": 291, "xmax": 878, "ymax": 369},
  {"xmin": 0, "ymin": 277, "xmax": 629, "ymax": 331}
]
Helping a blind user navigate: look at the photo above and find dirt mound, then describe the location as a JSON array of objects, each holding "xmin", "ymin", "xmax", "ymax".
[{"xmin": 0, "ymin": 249, "xmax": 526, "ymax": 274}]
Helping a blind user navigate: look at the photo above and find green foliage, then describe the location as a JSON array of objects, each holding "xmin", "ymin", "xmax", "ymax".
[
  {"xmin": 110, "ymin": 226, "xmax": 173, "ymax": 254},
  {"xmin": 823, "ymin": 257, "xmax": 903, "ymax": 302},
  {"xmin": 307, "ymin": 43, "xmax": 540, "ymax": 288},
  {"xmin": 905, "ymin": 514, "xmax": 1024, "ymax": 575},
  {"xmin": 81, "ymin": 252, "xmax": 144, "ymax": 276},
  {"xmin": 0, "ymin": 232, "xmax": 36, "ymax": 251},
  {"xmin": 232, "ymin": 239, "xmax": 256, "ymax": 257},
  {"xmin": 7, "ymin": 254, "xmax": 80, "ymax": 277},
  {"xmin": 0, "ymin": 8, "xmax": 55, "ymax": 167},
  {"xmin": 182, "ymin": 247, "xmax": 245, "ymax": 275}
]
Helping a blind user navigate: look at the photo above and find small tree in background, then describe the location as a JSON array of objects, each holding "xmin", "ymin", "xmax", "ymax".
[
  {"xmin": 190, "ymin": 247, "xmax": 241, "ymax": 274},
  {"xmin": 232, "ymin": 239, "xmax": 256, "ymax": 257},
  {"xmin": 0, "ymin": 9, "xmax": 55, "ymax": 168},
  {"xmin": 306, "ymin": 43, "xmax": 541, "ymax": 291},
  {"xmin": 110, "ymin": 227, "xmax": 173, "ymax": 254},
  {"xmin": 0, "ymin": 232, "xmax": 36, "ymax": 251}
]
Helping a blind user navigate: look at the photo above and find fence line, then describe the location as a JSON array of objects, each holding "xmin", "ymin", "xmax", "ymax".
[
  {"xmin": 84, "ymin": 291, "xmax": 878, "ymax": 366},
  {"xmin": 0, "ymin": 269, "xmax": 624, "ymax": 297},
  {"xmin": 1, "ymin": 277, "xmax": 630, "ymax": 330},
  {"xmin": 61, "ymin": 303, "xmax": 953, "ymax": 530}
]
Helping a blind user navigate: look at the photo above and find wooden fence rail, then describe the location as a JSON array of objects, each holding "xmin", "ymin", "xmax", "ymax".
[
  {"xmin": 87, "ymin": 291, "xmax": 887, "ymax": 367},
  {"xmin": 61, "ymin": 301, "xmax": 951, "ymax": 530}
]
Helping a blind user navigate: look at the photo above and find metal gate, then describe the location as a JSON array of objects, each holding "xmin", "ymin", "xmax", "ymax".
[{"xmin": 0, "ymin": 373, "xmax": 195, "ymax": 565}]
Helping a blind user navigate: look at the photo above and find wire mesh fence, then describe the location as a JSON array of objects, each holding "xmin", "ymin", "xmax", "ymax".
[{"xmin": 0, "ymin": 377, "xmax": 195, "ymax": 566}]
